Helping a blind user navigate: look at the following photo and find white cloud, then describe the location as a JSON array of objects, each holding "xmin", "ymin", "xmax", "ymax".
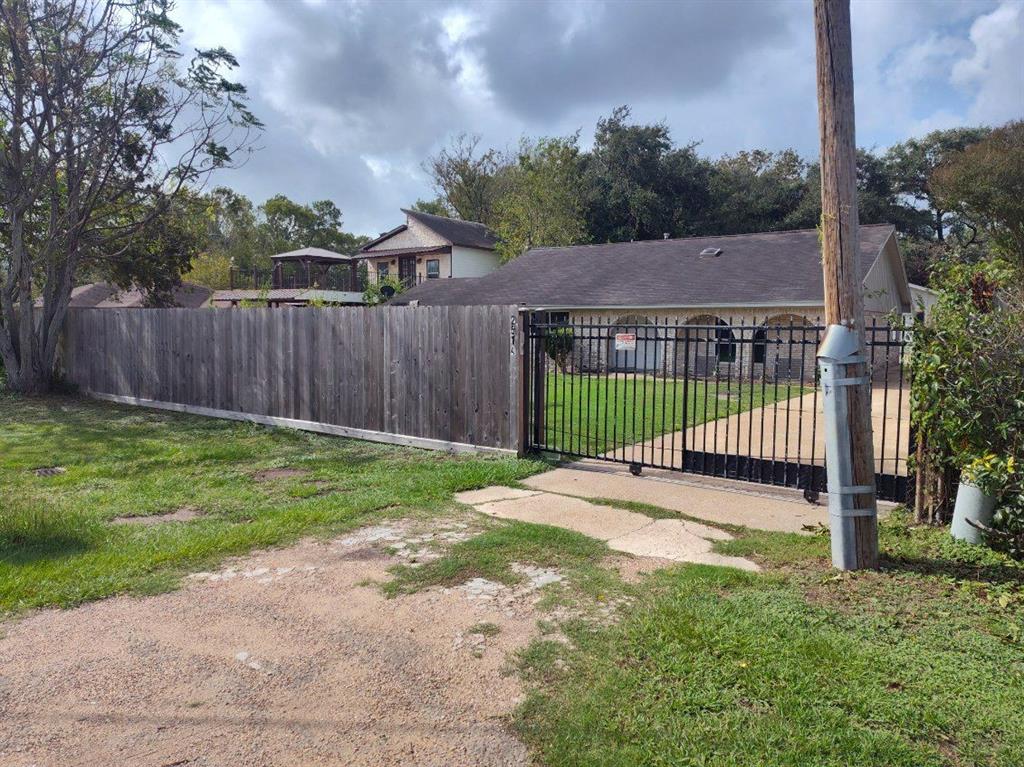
[
  {"xmin": 172, "ymin": 0, "xmax": 1023, "ymax": 236},
  {"xmin": 951, "ymin": 0, "xmax": 1024, "ymax": 124}
]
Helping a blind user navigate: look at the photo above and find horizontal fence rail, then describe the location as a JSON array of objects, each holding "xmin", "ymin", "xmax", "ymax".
[
  {"xmin": 64, "ymin": 305, "xmax": 523, "ymax": 453},
  {"xmin": 524, "ymin": 314, "xmax": 911, "ymax": 502}
]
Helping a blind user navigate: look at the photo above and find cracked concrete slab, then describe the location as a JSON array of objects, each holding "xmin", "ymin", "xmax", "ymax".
[
  {"xmin": 455, "ymin": 486, "xmax": 542, "ymax": 505},
  {"xmin": 523, "ymin": 467, "xmax": 829, "ymax": 533},
  {"xmin": 469, "ymin": 490, "xmax": 758, "ymax": 571},
  {"xmin": 475, "ymin": 494, "xmax": 651, "ymax": 541},
  {"xmin": 607, "ymin": 519, "xmax": 758, "ymax": 572}
]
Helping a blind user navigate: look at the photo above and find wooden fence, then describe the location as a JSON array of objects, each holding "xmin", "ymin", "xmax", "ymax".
[{"xmin": 63, "ymin": 305, "xmax": 523, "ymax": 453}]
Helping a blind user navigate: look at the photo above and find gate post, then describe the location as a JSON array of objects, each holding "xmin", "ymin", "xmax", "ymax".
[
  {"xmin": 531, "ymin": 315, "xmax": 546, "ymax": 449},
  {"xmin": 818, "ymin": 324, "xmax": 877, "ymax": 570}
]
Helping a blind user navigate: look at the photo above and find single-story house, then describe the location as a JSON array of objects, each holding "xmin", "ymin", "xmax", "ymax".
[
  {"xmin": 45, "ymin": 281, "xmax": 213, "ymax": 309},
  {"xmin": 394, "ymin": 224, "xmax": 912, "ymax": 379},
  {"xmin": 359, "ymin": 208, "xmax": 500, "ymax": 287}
]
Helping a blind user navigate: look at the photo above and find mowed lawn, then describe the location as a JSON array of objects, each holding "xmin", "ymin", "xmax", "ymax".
[
  {"xmin": 542, "ymin": 372, "xmax": 808, "ymax": 455},
  {"xmin": 513, "ymin": 520, "xmax": 1024, "ymax": 767},
  {"xmin": 0, "ymin": 394, "xmax": 544, "ymax": 613},
  {"xmin": 3, "ymin": 394, "xmax": 1023, "ymax": 766}
]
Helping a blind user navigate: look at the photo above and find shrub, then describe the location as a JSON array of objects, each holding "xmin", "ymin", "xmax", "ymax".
[
  {"xmin": 543, "ymin": 327, "xmax": 575, "ymax": 371},
  {"xmin": 910, "ymin": 257, "xmax": 1024, "ymax": 553},
  {"xmin": 363, "ymin": 275, "xmax": 405, "ymax": 306}
]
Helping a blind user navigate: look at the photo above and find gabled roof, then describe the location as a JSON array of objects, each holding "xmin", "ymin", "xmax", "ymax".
[
  {"xmin": 360, "ymin": 209, "xmax": 498, "ymax": 253},
  {"xmin": 402, "ymin": 209, "xmax": 498, "ymax": 250},
  {"xmin": 269, "ymin": 247, "xmax": 355, "ymax": 262},
  {"xmin": 360, "ymin": 224, "xmax": 409, "ymax": 251},
  {"xmin": 393, "ymin": 224, "xmax": 899, "ymax": 309}
]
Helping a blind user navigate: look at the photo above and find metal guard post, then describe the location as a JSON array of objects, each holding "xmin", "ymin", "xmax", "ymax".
[{"xmin": 817, "ymin": 324, "xmax": 877, "ymax": 569}]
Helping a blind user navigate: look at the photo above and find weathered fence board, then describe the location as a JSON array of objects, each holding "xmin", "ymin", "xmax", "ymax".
[{"xmin": 64, "ymin": 305, "xmax": 523, "ymax": 453}]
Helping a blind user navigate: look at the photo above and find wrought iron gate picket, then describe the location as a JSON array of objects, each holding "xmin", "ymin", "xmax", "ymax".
[{"xmin": 524, "ymin": 314, "xmax": 911, "ymax": 502}]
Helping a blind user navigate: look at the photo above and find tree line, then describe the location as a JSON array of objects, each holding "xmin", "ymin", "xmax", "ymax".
[
  {"xmin": 2, "ymin": 2, "xmax": 1019, "ymax": 394},
  {"xmin": 416, "ymin": 106, "xmax": 1016, "ymax": 284}
]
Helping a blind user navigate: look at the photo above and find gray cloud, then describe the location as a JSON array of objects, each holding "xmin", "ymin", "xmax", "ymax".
[
  {"xmin": 475, "ymin": 0, "xmax": 800, "ymax": 120},
  {"xmin": 175, "ymin": 0, "xmax": 1023, "ymax": 237}
]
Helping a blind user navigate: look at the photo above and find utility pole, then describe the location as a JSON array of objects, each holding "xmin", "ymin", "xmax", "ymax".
[{"xmin": 813, "ymin": 0, "xmax": 879, "ymax": 570}]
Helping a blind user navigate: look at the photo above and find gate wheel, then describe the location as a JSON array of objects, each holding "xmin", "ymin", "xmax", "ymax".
[{"xmin": 629, "ymin": 463, "xmax": 642, "ymax": 477}]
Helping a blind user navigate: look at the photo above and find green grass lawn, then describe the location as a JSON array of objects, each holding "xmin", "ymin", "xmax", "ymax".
[
  {"xmin": 0, "ymin": 394, "xmax": 544, "ymax": 613},
  {"xmin": 512, "ymin": 517, "xmax": 1024, "ymax": 767},
  {"xmin": 389, "ymin": 505, "xmax": 1024, "ymax": 767},
  {"xmin": 4, "ymin": 392, "xmax": 1023, "ymax": 765},
  {"xmin": 541, "ymin": 373, "xmax": 807, "ymax": 455}
]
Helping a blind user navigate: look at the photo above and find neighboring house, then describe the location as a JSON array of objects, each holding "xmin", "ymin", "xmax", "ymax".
[
  {"xmin": 394, "ymin": 224, "xmax": 912, "ymax": 379},
  {"xmin": 358, "ymin": 208, "xmax": 499, "ymax": 287},
  {"xmin": 45, "ymin": 281, "xmax": 213, "ymax": 309},
  {"xmin": 212, "ymin": 247, "xmax": 365, "ymax": 307},
  {"xmin": 909, "ymin": 282, "xmax": 939, "ymax": 321}
]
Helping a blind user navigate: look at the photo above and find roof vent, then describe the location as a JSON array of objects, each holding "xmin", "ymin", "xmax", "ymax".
[{"xmin": 700, "ymin": 247, "xmax": 723, "ymax": 257}]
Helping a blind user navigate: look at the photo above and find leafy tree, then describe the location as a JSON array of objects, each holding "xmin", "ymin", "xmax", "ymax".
[
  {"xmin": 410, "ymin": 198, "xmax": 449, "ymax": 217},
  {"xmin": 884, "ymin": 127, "xmax": 991, "ymax": 243},
  {"xmin": 707, "ymin": 149, "xmax": 813, "ymax": 234},
  {"xmin": 932, "ymin": 121, "xmax": 1024, "ymax": 276},
  {"xmin": 495, "ymin": 135, "xmax": 588, "ymax": 261},
  {"xmin": 910, "ymin": 258, "xmax": 1023, "ymax": 535},
  {"xmin": 0, "ymin": 0, "xmax": 260, "ymax": 393},
  {"xmin": 99, "ymin": 192, "xmax": 210, "ymax": 305},
  {"xmin": 260, "ymin": 195, "xmax": 367, "ymax": 255},
  {"xmin": 661, "ymin": 145, "xmax": 714, "ymax": 237},
  {"xmin": 203, "ymin": 187, "xmax": 266, "ymax": 271},
  {"xmin": 583, "ymin": 106, "xmax": 677, "ymax": 242},
  {"xmin": 423, "ymin": 134, "xmax": 510, "ymax": 226}
]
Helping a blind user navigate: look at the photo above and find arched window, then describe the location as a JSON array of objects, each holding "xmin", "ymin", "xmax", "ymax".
[{"xmin": 681, "ymin": 315, "xmax": 736, "ymax": 363}]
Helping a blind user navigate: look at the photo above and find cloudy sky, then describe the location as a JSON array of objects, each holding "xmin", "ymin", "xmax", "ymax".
[{"xmin": 174, "ymin": 0, "xmax": 1024, "ymax": 237}]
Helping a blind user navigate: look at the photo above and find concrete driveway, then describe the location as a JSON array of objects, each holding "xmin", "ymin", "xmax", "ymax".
[{"xmin": 606, "ymin": 385, "xmax": 910, "ymax": 476}]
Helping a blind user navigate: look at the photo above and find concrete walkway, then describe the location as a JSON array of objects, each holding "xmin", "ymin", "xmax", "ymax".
[
  {"xmin": 455, "ymin": 485, "xmax": 760, "ymax": 572},
  {"xmin": 522, "ymin": 462, "xmax": 835, "ymax": 533},
  {"xmin": 604, "ymin": 385, "xmax": 910, "ymax": 478}
]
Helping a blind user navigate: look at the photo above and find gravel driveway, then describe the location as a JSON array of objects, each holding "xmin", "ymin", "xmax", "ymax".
[{"xmin": 0, "ymin": 519, "xmax": 541, "ymax": 767}]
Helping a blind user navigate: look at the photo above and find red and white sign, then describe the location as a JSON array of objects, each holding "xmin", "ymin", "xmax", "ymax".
[{"xmin": 614, "ymin": 333, "xmax": 637, "ymax": 351}]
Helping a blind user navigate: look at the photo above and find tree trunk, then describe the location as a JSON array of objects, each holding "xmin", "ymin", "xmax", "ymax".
[{"xmin": 814, "ymin": 0, "xmax": 879, "ymax": 569}]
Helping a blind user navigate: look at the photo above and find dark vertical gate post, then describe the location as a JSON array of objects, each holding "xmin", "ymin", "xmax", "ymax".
[
  {"xmin": 531, "ymin": 316, "xmax": 546, "ymax": 449},
  {"xmin": 516, "ymin": 309, "xmax": 530, "ymax": 456}
]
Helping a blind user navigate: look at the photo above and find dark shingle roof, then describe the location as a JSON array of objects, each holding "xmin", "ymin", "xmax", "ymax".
[
  {"xmin": 393, "ymin": 225, "xmax": 896, "ymax": 308},
  {"xmin": 401, "ymin": 209, "xmax": 498, "ymax": 250},
  {"xmin": 55, "ymin": 281, "xmax": 212, "ymax": 308}
]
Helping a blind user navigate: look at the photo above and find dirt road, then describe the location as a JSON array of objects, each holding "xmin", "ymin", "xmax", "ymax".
[{"xmin": 0, "ymin": 519, "xmax": 540, "ymax": 767}]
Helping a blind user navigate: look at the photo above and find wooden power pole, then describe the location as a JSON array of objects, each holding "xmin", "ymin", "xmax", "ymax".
[{"xmin": 813, "ymin": 0, "xmax": 879, "ymax": 569}]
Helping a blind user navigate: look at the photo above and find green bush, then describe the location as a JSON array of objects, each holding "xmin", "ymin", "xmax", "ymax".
[
  {"xmin": 362, "ymin": 275, "xmax": 404, "ymax": 306},
  {"xmin": 910, "ymin": 258, "xmax": 1024, "ymax": 554},
  {"xmin": 543, "ymin": 327, "xmax": 574, "ymax": 371}
]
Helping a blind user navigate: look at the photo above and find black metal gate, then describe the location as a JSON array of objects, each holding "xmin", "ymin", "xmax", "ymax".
[{"xmin": 523, "ymin": 314, "xmax": 911, "ymax": 502}]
